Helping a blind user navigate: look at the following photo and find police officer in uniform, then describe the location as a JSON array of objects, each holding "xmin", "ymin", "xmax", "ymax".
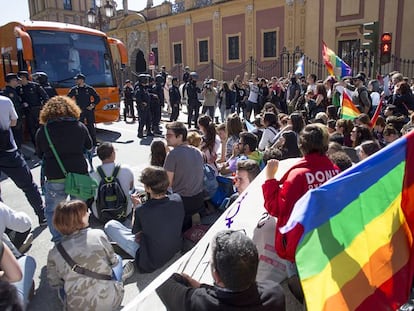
[
  {"xmin": 134, "ymin": 74, "xmax": 152, "ymax": 138},
  {"xmin": 18, "ymin": 71, "xmax": 49, "ymax": 147},
  {"xmin": 185, "ymin": 72, "xmax": 201, "ymax": 128},
  {"xmin": 123, "ymin": 80, "xmax": 135, "ymax": 121},
  {"xmin": 169, "ymin": 77, "xmax": 181, "ymax": 122},
  {"xmin": 3, "ymin": 73, "xmax": 25, "ymax": 150},
  {"xmin": 32, "ymin": 71, "xmax": 58, "ymax": 98},
  {"xmin": 67, "ymin": 73, "xmax": 100, "ymax": 146},
  {"xmin": 149, "ymin": 74, "xmax": 164, "ymax": 134},
  {"xmin": 182, "ymin": 66, "xmax": 190, "ymax": 84}
]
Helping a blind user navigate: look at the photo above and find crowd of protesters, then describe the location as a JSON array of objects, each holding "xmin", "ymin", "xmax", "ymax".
[{"xmin": 1, "ymin": 64, "xmax": 414, "ymax": 310}]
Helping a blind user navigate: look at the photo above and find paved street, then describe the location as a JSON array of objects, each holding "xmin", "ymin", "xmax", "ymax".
[{"xmin": 1, "ymin": 109, "xmax": 175, "ymax": 310}]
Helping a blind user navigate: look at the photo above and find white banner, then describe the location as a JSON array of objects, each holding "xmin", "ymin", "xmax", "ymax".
[{"xmin": 122, "ymin": 158, "xmax": 300, "ymax": 310}]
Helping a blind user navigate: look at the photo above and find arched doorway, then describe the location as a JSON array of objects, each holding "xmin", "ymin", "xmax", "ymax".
[{"xmin": 135, "ymin": 50, "xmax": 147, "ymax": 73}]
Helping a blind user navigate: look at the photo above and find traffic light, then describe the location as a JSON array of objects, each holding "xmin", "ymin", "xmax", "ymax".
[
  {"xmin": 380, "ymin": 32, "xmax": 392, "ymax": 64},
  {"xmin": 362, "ymin": 22, "xmax": 379, "ymax": 52}
]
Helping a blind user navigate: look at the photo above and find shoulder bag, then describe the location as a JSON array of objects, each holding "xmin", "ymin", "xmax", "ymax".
[
  {"xmin": 44, "ymin": 124, "xmax": 98, "ymax": 200},
  {"xmin": 56, "ymin": 243, "xmax": 112, "ymax": 280}
]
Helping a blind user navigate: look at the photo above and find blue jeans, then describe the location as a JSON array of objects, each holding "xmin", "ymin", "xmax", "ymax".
[
  {"xmin": 44, "ymin": 181, "xmax": 69, "ymax": 243},
  {"xmin": 0, "ymin": 150, "xmax": 44, "ymax": 218},
  {"xmin": 12, "ymin": 255, "xmax": 36, "ymax": 308},
  {"xmin": 104, "ymin": 220, "xmax": 140, "ymax": 258}
]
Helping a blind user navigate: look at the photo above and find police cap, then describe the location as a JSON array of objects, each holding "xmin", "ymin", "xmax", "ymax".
[
  {"xmin": 74, "ymin": 73, "xmax": 86, "ymax": 80},
  {"xmin": 5, "ymin": 73, "xmax": 21, "ymax": 83},
  {"xmin": 18, "ymin": 71, "xmax": 29, "ymax": 79}
]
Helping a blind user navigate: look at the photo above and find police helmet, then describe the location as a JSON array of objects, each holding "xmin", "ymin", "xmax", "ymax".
[
  {"xmin": 189, "ymin": 71, "xmax": 198, "ymax": 80},
  {"xmin": 155, "ymin": 74, "xmax": 164, "ymax": 84},
  {"xmin": 33, "ymin": 72, "xmax": 48, "ymax": 84},
  {"xmin": 138, "ymin": 73, "xmax": 149, "ymax": 84}
]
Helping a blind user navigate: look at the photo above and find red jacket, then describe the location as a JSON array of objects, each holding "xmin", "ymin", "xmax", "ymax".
[{"xmin": 262, "ymin": 153, "xmax": 340, "ymax": 262}]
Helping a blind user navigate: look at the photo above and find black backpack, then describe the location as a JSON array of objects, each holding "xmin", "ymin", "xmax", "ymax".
[{"xmin": 95, "ymin": 165, "xmax": 128, "ymax": 223}]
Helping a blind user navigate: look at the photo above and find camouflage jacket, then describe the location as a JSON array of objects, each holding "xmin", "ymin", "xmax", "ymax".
[{"xmin": 47, "ymin": 228, "xmax": 124, "ymax": 311}]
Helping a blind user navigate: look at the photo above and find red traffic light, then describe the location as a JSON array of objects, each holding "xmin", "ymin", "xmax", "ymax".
[
  {"xmin": 381, "ymin": 43, "xmax": 391, "ymax": 53},
  {"xmin": 381, "ymin": 33, "xmax": 392, "ymax": 43}
]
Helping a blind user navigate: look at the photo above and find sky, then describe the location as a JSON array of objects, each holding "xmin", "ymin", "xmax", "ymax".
[{"xmin": 1, "ymin": 0, "xmax": 165, "ymax": 26}]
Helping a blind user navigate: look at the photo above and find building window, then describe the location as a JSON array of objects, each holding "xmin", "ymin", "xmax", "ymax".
[
  {"xmin": 63, "ymin": 0, "xmax": 72, "ymax": 10},
  {"xmin": 198, "ymin": 39, "xmax": 209, "ymax": 63},
  {"xmin": 263, "ymin": 30, "xmax": 277, "ymax": 58},
  {"xmin": 173, "ymin": 43, "xmax": 182, "ymax": 65},
  {"xmin": 151, "ymin": 47, "xmax": 159, "ymax": 66},
  {"xmin": 227, "ymin": 34, "xmax": 240, "ymax": 62}
]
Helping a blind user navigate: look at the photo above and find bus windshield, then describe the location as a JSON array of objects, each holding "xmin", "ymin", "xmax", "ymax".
[{"xmin": 28, "ymin": 30, "xmax": 115, "ymax": 88}]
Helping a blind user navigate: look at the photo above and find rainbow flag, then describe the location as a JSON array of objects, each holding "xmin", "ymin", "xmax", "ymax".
[
  {"xmin": 322, "ymin": 41, "xmax": 352, "ymax": 80},
  {"xmin": 370, "ymin": 98, "xmax": 384, "ymax": 128},
  {"xmin": 341, "ymin": 91, "xmax": 360, "ymax": 120},
  {"xmin": 280, "ymin": 130, "xmax": 414, "ymax": 310}
]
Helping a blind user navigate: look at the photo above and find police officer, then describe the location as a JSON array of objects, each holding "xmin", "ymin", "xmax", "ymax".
[
  {"xmin": 123, "ymin": 80, "xmax": 135, "ymax": 121},
  {"xmin": 67, "ymin": 73, "xmax": 100, "ymax": 146},
  {"xmin": 33, "ymin": 71, "xmax": 58, "ymax": 98},
  {"xmin": 3, "ymin": 73, "xmax": 24, "ymax": 149},
  {"xmin": 182, "ymin": 66, "xmax": 190, "ymax": 84},
  {"xmin": 185, "ymin": 72, "xmax": 201, "ymax": 128},
  {"xmin": 18, "ymin": 71, "xmax": 49, "ymax": 147},
  {"xmin": 149, "ymin": 74, "xmax": 164, "ymax": 134},
  {"xmin": 169, "ymin": 77, "xmax": 181, "ymax": 122},
  {"xmin": 134, "ymin": 74, "xmax": 152, "ymax": 138},
  {"xmin": 159, "ymin": 65, "xmax": 168, "ymax": 88}
]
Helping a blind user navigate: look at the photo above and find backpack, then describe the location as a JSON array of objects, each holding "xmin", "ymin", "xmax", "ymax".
[
  {"xmin": 203, "ymin": 163, "xmax": 218, "ymax": 199},
  {"xmin": 94, "ymin": 165, "xmax": 128, "ymax": 223}
]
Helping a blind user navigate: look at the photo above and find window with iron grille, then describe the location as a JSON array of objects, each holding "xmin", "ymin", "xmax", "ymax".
[
  {"xmin": 228, "ymin": 36, "xmax": 239, "ymax": 61},
  {"xmin": 173, "ymin": 43, "xmax": 182, "ymax": 65},
  {"xmin": 263, "ymin": 31, "xmax": 277, "ymax": 58},
  {"xmin": 199, "ymin": 40, "xmax": 209, "ymax": 63}
]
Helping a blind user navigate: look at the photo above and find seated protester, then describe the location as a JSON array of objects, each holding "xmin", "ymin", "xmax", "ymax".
[
  {"xmin": 273, "ymin": 130, "xmax": 302, "ymax": 160},
  {"xmin": 258, "ymin": 112, "xmax": 279, "ymax": 151},
  {"xmin": 156, "ymin": 230, "xmax": 285, "ymax": 311},
  {"xmin": 383, "ymin": 124, "xmax": 400, "ymax": 145},
  {"xmin": 90, "ymin": 142, "xmax": 134, "ymax": 222},
  {"xmin": 357, "ymin": 140, "xmax": 381, "ymax": 161},
  {"xmin": 328, "ymin": 151, "xmax": 353, "ymax": 172},
  {"xmin": 250, "ymin": 115, "xmax": 264, "ymax": 144},
  {"xmin": 262, "ymin": 147, "xmax": 283, "ymax": 165},
  {"xmin": 392, "ymin": 81, "xmax": 414, "ymax": 117},
  {"xmin": 220, "ymin": 132, "xmax": 264, "ymax": 175},
  {"xmin": 47, "ymin": 200, "xmax": 125, "ymax": 311},
  {"xmin": 150, "ymin": 140, "xmax": 169, "ymax": 167},
  {"xmin": 0, "ymin": 240, "xmax": 36, "ymax": 309},
  {"xmin": 221, "ymin": 160, "xmax": 261, "ymax": 210},
  {"xmin": 0, "ymin": 201, "xmax": 32, "ymax": 255},
  {"xmin": 0, "ymin": 280, "xmax": 24, "ymax": 311},
  {"xmin": 262, "ymin": 123, "xmax": 340, "ymax": 302},
  {"xmin": 104, "ymin": 166, "xmax": 184, "ymax": 273}
]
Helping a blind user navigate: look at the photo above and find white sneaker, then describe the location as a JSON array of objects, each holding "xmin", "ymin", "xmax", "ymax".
[{"xmin": 122, "ymin": 261, "xmax": 135, "ymax": 282}]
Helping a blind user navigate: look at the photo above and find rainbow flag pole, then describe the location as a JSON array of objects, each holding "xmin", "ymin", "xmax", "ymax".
[{"xmin": 281, "ymin": 130, "xmax": 414, "ymax": 311}]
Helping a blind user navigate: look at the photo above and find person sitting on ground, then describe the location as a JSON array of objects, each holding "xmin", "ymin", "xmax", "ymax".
[
  {"xmin": 220, "ymin": 160, "xmax": 261, "ymax": 210},
  {"xmin": 224, "ymin": 113, "xmax": 243, "ymax": 161},
  {"xmin": 383, "ymin": 124, "xmax": 400, "ymax": 145},
  {"xmin": 357, "ymin": 140, "xmax": 381, "ymax": 161},
  {"xmin": 47, "ymin": 200, "xmax": 125, "ymax": 311},
  {"xmin": 328, "ymin": 151, "xmax": 353, "ymax": 172},
  {"xmin": 274, "ymin": 130, "xmax": 302, "ymax": 160},
  {"xmin": 164, "ymin": 122, "xmax": 205, "ymax": 232},
  {"xmin": 220, "ymin": 132, "xmax": 263, "ymax": 175},
  {"xmin": 90, "ymin": 142, "xmax": 135, "ymax": 221},
  {"xmin": 216, "ymin": 123, "xmax": 227, "ymax": 163},
  {"xmin": 104, "ymin": 166, "xmax": 184, "ymax": 273},
  {"xmin": 0, "ymin": 239, "xmax": 36, "ymax": 309},
  {"xmin": 262, "ymin": 123, "xmax": 340, "ymax": 302},
  {"xmin": 156, "ymin": 230, "xmax": 285, "ymax": 311},
  {"xmin": 258, "ymin": 112, "xmax": 279, "ymax": 151},
  {"xmin": 150, "ymin": 140, "xmax": 169, "ymax": 167}
]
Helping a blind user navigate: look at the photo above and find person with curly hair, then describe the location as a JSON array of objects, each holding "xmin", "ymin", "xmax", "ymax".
[{"xmin": 35, "ymin": 96, "xmax": 93, "ymax": 242}]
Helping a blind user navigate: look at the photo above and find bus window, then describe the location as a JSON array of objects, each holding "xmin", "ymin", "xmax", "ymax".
[{"xmin": 28, "ymin": 30, "xmax": 116, "ymax": 88}]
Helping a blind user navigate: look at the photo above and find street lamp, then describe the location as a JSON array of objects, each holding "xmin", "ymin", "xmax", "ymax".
[{"xmin": 87, "ymin": 0, "xmax": 116, "ymax": 31}]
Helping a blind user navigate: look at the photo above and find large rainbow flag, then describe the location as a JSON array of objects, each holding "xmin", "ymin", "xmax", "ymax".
[
  {"xmin": 281, "ymin": 130, "xmax": 414, "ymax": 310},
  {"xmin": 322, "ymin": 41, "xmax": 352, "ymax": 80},
  {"xmin": 341, "ymin": 91, "xmax": 360, "ymax": 120}
]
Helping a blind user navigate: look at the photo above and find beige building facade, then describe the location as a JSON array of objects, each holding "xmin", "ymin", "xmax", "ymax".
[{"xmin": 29, "ymin": 0, "xmax": 414, "ymax": 81}]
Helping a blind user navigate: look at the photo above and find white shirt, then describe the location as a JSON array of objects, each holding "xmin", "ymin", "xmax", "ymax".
[
  {"xmin": 0, "ymin": 95, "xmax": 18, "ymax": 152},
  {"xmin": 0, "ymin": 202, "xmax": 32, "ymax": 236},
  {"xmin": 248, "ymin": 82, "xmax": 259, "ymax": 103},
  {"xmin": 68, "ymin": 47, "xmax": 81, "ymax": 72},
  {"xmin": 371, "ymin": 92, "xmax": 380, "ymax": 109},
  {"xmin": 90, "ymin": 162, "xmax": 135, "ymax": 216},
  {"xmin": 258, "ymin": 126, "xmax": 279, "ymax": 151}
]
